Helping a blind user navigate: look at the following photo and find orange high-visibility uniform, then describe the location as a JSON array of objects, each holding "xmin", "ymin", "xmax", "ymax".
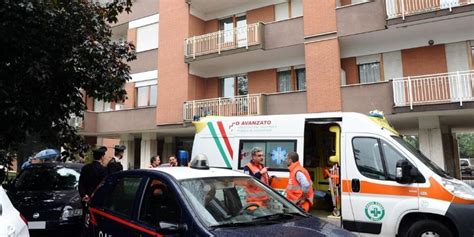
[
  {"xmin": 245, "ymin": 162, "xmax": 270, "ymax": 207},
  {"xmin": 286, "ymin": 162, "xmax": 314, "ymax": 212}
]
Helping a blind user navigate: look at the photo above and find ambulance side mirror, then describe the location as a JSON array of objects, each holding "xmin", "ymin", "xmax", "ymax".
[
  {"xmin": 157, "ymin": 221, "xmax": 187, "ymax": 234},
  {"xmin": 396, "ymin": 160, "xmax": 424, "ymax": 184}
]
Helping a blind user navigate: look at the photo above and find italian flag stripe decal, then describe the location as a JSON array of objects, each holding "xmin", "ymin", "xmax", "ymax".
[
  {"xmin": 207, "ymin": 122, "xmax": 231, "ymax": 168},
  {"xmin": 217, "ymin": 121, "xmax": 233, "ymax": 159}
]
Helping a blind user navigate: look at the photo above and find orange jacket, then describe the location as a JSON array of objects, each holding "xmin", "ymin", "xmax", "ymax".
[
  {"xmin": 286, "ymin": 162, "xmax": 314, "ymax": 206},
  {"xmin": 245, "ymin": 162, "xmax": 270, "ymax": 206}
]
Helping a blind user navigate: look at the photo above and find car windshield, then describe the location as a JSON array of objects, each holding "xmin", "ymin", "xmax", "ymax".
[
  {"xmin": 179, "ymin": 176, "xmax": 305, "ymax": 228},
  {"xmin": 392, "ymin": 136, "xmax": 451, "ymax": 179},
  {"xmin": 14, "ymin": 167, "xmax": 80, "ymax": 191},
  {"xmin": 460, "ymin": 160, "xmax": 469, "ymax": 166}
]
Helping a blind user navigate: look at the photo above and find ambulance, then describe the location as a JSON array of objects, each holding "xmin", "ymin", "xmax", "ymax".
[{"xmin": 191, "ymin": 112, "xmax": 474, "ymax": 236}]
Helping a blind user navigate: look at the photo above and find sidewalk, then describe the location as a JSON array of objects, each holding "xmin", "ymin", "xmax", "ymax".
[{"xmin": 310, "ymin": 209, "xmax": 341, "ymax": 227}]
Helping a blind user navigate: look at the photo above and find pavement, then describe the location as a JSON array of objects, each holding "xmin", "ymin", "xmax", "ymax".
[{"xmin": 310, "ymin": 209, "xmax": 342, "ymax": 227}]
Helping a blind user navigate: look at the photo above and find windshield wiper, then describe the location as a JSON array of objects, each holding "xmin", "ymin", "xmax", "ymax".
[
  {"xmin": 209, "ymin": 221, "xmax": 259, "ymax": 230},
  {"xmin": 252, "ymin": 212, "xmax": 306, "ymax": 221}
]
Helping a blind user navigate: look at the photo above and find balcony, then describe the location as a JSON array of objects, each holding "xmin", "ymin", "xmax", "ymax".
[
  {"xmin": 183, "ymin": 94, "xmax": 264, "ymax": 121},
  {"xmin": 386, "ymin": 0, "xmax": 474, "ymax": 20},
  {"xmin": 392, "ymin": 70, "xmax": 474, "ymax": 110},
  {"xmin": 184, "ymin": 23, "xmax": 264, "ymax": 61}
]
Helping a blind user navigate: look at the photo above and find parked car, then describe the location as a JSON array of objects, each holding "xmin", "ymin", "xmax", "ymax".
[
  {"xmin": 0, "ymin": 185, "xmax": 29, "ymax": 237},
  {"xmin": 86, "ymin": 158, "xmax": 354, "ymax": 237},
  {"xmin": 7, "ymin": 163, "xmax": 84, "ymax": 236},
  {"xmin": 461, "ymin": 158, "xmax": 473, "ymax": 176}
]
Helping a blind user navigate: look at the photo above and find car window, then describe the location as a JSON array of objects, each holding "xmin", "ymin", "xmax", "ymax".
[
  {"xmin": 14, "ymin": 167, "xmax": 80, "ymax": 191},
  {"xmin": 103, "ymin": 176, "xmax": 142, "ymax": 218},
  {"xmin": 353, "ymin": 137, "xmax": 386, "ymax": 180},
  {"xmin": 460, "ymin": 160, "xmax": 468, "ymax": 166},
  {"xmin": 138, "ymin": 178, "xmax": 182, "ymax": 227},
  {"xmin": 381, "ymin": 140, "xmax": 408, "ymax": 180}
]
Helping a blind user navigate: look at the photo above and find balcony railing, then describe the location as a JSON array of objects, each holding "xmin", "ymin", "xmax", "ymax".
[
  {"xmin": 392, "ymin": 70, "xmax": 474, "ymax": 109},
  {"xmin": 183, "ymin": 94, "xmax": 263, "ymax": 121},
  {"xmin": 386, "ymin": 0, "xmax": 474, "ymax": 19},
  {"xmin": 184, "ymin": 22, "xmax": 263, "ymax": 59}
]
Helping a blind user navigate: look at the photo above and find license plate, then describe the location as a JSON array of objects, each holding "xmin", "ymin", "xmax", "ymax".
[{"xmin": 28, "ymin": 221, "xmax": 46, "ymax": 229}]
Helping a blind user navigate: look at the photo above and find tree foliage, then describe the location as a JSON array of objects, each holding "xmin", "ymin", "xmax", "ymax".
[
  {"xmin": 458, "ymin": 133, "xmax": 474, "ymax": 158},
  {"xmin": 0, "ymin": 0, "xmax": 135, "ymax": 170}
]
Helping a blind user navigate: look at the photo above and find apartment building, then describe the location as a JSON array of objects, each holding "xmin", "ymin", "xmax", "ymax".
[{"xmin": 80, "ymin": 0, "xmax": 474, "ymax": 176}]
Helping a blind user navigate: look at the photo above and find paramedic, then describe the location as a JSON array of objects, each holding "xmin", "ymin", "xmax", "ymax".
[{"xmin": 285, "ymin": 151, "xmax": 314, "ymax": 212}]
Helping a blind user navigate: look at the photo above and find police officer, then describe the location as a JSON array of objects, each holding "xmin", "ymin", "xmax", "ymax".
[
  {"xmin": 78, "ymin": 146, "xmax": 108, "ymax": 236},
  {"xmin": 107, "ymin": 144, "xmax": 126, "ymax": 174}
]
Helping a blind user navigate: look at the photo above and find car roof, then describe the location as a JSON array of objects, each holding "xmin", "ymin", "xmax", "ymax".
[
  {"xmin": 24, "ymin": 162, "xmax": 84, "ymax": 171},
  {"xmin": 144, "ymin": 167, "xmax": 248, "ymax": 180}
]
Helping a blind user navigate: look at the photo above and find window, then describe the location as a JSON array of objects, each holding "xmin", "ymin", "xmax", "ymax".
[
  {"xmin": 278, "ymin": 70, "xmax": 291, "ymax": 92},
  {"xmin": 136, "ymin": 84, "xmax": 157, "ymax": 107},
  {"xmin": 239, "ymin": 140, "xmax": 297, "ymax": 170},
  {"xmin": 381, "ymin": 140, "xmax": 407, "ymax": 180},
  {"xmin": 219, "ymin": 15, "xmax": 247, "ymax": 47},
  {"xmin": 103, "ymin": 176, "xmax": 142, "ymax": 218},
  {"xmin": 353, "ymin": 137, "xmax": 386, "ymax": 180},
  {"xmin": 94, "ymin": 99, "xmax": 112, "ymax": 112},
  {"xmin": 275, "ymin": 0, "xmax": 303, "ymax": 21},
  {"xmin": 136, "ymin": 23, "xmax": 159, "ymax": 52},
  {"xmin": 221, "ymin": 75, "xmax": 248, "ymax": 97},
  {"xmin": 358, "ymin": 62, "xmax": 381, "ymax": 84},
  {"xmin": 139, "ymin": 179, "xmax": 181, "ymax": 226},
  {"xmin": 353, "ymin": 137, "xmax": 411, "ymax": 181},
  {"xmin": 296, "ymin": 68, "xmax": 306, "ymax": 90}
]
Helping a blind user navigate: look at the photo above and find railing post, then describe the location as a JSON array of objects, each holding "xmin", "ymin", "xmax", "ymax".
[
  {"xmin": 192, "ymin": 36, "xmax": 196, "ymax": 59},
  {"xmin": 245, "ymin": 25, "xmax": 249, "ymax": 49},
  {"xmin": 192, "ymin": 100, "xmax": 196, "ymax": 120},
  {"xmin": 247, "ymin": 94, "xmax": 251, "ymax": 115},
  {"xmin": 218, "ymin": 97, "xmax": 221, "ymax": 116},
  {"xmin": 457, "ymin": 71, "xmax": 463, "ymax": 106},
  {"xmin": 408, "ymin": 76, "xmax": 413, "ymax": 110},
  {"xmin": 400, "ymin": 0, "xmax": 405, "ymax": 20},
  {"xmin": 218, "ymin": 31, "xmax": 221, "ymax": 54}
]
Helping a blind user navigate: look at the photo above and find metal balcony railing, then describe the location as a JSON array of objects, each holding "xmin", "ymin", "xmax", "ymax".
[
  {"xmin": 183, "ymin": 94, "xmax": 263, "ymax": 121},
  {"xmin": 386, "ymin": 0, "xmax": 474, "ymax": 19},
  {"xmin": 392, "ymin": 70, "xmax": 474, "ymax": 109},
  {"xmin": 68, "ymin": 115, "xmax": 83, "ymax": 128},
  {"xmin": 184, "ymin": 22, "xmax": 263, "ymax": 59}
]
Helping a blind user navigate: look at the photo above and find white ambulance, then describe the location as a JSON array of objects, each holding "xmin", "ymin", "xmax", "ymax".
[{"xmin": 191, "ymin": 112, "xmax": 474, "ymax": 236}]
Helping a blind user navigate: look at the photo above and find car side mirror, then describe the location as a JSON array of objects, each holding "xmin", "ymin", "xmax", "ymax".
[
  {"xmin": 396, "ymin": 160, "xmax": 424, "ymax": 184},
  {"xmin": 157, "ymin": 222, "xmax": 187, "ymax": 234}
]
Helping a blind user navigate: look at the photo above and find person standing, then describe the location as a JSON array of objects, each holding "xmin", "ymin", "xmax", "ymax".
[
  {"xmin": 149, "ymin": 155, "xmax": 161, "ymax": 168},
  {"xmin": 78, "ymin": 146, "xmax": 108, "ymax": 235},
  {"xmin": 243, "ymin": 147, "xmax": 270, "ymax": 185},
  {"xmin": 285, "ymin": 151, "xmax": 314, "ymax": 212},
  {"xmin": 107, "ymin": 145, "xmax": 126, "ymax": 174},
  {"xmin": 243, "ymin": 147, "xmax": 270, "ymax": 207}
]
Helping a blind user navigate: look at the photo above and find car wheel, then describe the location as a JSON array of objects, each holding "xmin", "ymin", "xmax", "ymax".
[{"xmin": 405, "ymin": 220, "xmax": 453, "ymax": 237}]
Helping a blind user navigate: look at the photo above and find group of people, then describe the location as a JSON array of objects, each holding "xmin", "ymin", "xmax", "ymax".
[
  {"xmin": 78, "ymin": 144, "xmax": 126, "ymax": 203},
  {"xmin": 244, "ymin": 147, "xmax": 314, "ymax": 212},
  {"xmin": 148, "ymin": 154, "xmax": 178, "ymax": 168}
]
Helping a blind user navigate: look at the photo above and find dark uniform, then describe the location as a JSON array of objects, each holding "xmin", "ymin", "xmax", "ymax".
[
  {"xmin": 78, "ymin": 160, "xmax": 106, "ymax": 199},
  {"xmin": 107, "ymin": 145, "xmax": 125, "ymax": 175}
]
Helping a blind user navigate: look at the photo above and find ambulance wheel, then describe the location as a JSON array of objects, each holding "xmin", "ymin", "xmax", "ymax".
[{"xmin": 404, "ymin": 220, "xmax": 453, "ymax": 237}]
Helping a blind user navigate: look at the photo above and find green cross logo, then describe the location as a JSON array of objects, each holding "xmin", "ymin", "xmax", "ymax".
[{"xmin": 365, "ymin": 201, "xmax": 385, "ymax": 221}]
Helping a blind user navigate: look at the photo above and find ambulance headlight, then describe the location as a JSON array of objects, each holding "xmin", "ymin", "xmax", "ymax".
[
  {"xmin": 61, "ymin": 205, "xmax": 82, "ymax": 220},
  {"xmin": 441, "ymin": 178, "xmax": 474, "ymax": 200}
]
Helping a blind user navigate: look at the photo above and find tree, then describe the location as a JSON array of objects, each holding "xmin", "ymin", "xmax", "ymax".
[
  {"xmin": 0, "ymin": 0, "xmax": 136, "ymax": 171},
  {"xmin": 458, "ymin": 133, "xmax": 474, "ymax": 158}
]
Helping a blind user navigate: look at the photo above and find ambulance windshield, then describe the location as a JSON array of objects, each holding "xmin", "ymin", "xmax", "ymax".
[
  {"xmin": 392, "ymin": 136, "xmax": 451, "ymax": 179},
  {"xmin": 179, "ymin": 176, "xmax": 306, "ymax": 228}
]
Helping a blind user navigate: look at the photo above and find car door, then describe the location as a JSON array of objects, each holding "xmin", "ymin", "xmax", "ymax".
[
  {"xmin": 134, "ymin": 174, "xmax": 205, "ymax": 237},
  {"xmin": 344, "ymin": 134, "xmax": 420, "ymax": 235},
  {"xmin": 89, "ymin": 175, "xmax": 145, "ymax": 237}
]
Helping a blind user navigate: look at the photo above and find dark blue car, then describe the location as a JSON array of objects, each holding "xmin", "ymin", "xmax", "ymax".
[
  {"xmin": 8, "ymin": 163, "xmax": 84, "ymax": 236},
  {"xmin": 87, "ymin": 163, "xmax": 354, "ymax": 237}
]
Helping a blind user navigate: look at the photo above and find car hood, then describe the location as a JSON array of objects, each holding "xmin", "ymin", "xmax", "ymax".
[
  {"xmin": 8, "ymin": 189, "xmax": 81, "ymax": 221},
  {"xmin": 210, "ymin": 216, "xmax": 354, "ymax": 237}
]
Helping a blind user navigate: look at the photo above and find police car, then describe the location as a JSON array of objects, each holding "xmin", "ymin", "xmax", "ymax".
[{"xmin": 87, "ymin": 156, "xmax": 353, "ymax": 236}]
